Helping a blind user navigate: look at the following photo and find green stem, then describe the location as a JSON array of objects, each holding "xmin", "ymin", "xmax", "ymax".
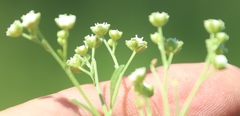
[
  {"xmin": 150, "ymin": 64, "xmax": 170, "ymax": 116},
  {"xmin": 111, "ymin": 51, "xmax": 136, "ymax": 108},
  {"xmin": 92, "ymin": 58, "xmax": 110, "ymax": 115},
  {"xmin": 179, "ymin": 62, "xmax": 211, "ymax": 116},
  {"xmin": 145, "ymin": 97, "xmax": 152, "ymax": 116},
  {"xmin": 103, "ymin": 39, "xmax": 119, "ymax": 68},
  {"xmin": 157, "ymin": 27, "xmax": 169, "ymax": 91}
]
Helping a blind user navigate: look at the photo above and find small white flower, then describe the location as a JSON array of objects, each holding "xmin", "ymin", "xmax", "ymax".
[
  {"xmin": 90, "ymin": 22, "xmax": 110, "ymax": 37},
  {"xmin": 75, "ymin": 45, "xmax": 88, "ymax": 56},
  {"xmin": 55, "ymin": 14, "xmax": 76, "ymax": 30},
  {"xmin": 204, "ymin": 19, "xmax": 225, "ymax": 33},
  {"xmin": 21, "ymin": 10, "xmax": 41, "ymax": 29},
  {"xmin": 66, "ymin": 54, "xmax": 84, "ymax": 68},
  {"xmin": 6, "ymin": 20, "xmax": 23, "ymax": 37},
  {"xmin": 126, "ymin": 35, "xmax": 147, "ymax": 52},
  {"xmin": 109, "ymin": 29, "xmax": 123, "ymax": 40},
  {"xmin": 149, "ymin": 12, "xmax": 169, "ymax": 27},
  {"xmin": 213, "ymin": 54, "xmax": 228, "ymax": 70}
]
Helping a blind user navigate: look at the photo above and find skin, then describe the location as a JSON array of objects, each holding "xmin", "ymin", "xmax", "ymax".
[{"xmin": 0, "ymin": 63, "xmax": 240, "ymax": 116}]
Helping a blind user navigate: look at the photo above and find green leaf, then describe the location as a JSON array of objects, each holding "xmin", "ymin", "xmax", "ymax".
[{"xmin": 110, "ymin": 64, "xmax": 125, "ymax": 108}]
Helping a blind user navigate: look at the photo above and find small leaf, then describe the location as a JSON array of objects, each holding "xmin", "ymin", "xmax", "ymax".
[{"xmin": 110, "ymin": 64, "xmax": 125, "ymax": 108}]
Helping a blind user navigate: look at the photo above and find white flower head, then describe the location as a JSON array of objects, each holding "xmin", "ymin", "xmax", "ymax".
[
  {"xmin": 126, "ymin": 35, "xmax": 147, "ymax": 52},
  {"xmin": 6, "ymin": 20, "xmax": 23, "ymax": 37},
  {"xmin": 84, "ymin": 34, "xmax": 102, "ymax": 48},
  {"xmin": 66, "ymin": 54, "xmax": 84, "ymax": 68},
  {"xmin": 149, "ymin": 12, "xmax": 169, "ymax": 27},
  {"xmin": 75, "ymin": 45, "xmax": 88, "ymax": 56},
  {"xmin": 109, "ymin": 29, "xmax": 123, "ymax": 40},
  {"xmin": 21, "ymin": 10, "xmax": 41, "ymax": 29},
  {"xmin": 204, "ymin": 19, "xmax": 225, "ymax": 33},
  {"xmin": 55, "ymin": 14, "xmax": 76, "ymax": 30},
  {"xmin": 90, "ymin": 22, "xmax": 110, "ymax": 37}
]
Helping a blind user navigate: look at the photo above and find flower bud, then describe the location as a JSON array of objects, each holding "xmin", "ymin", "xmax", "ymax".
[
  {"xmin": 150, "ymin": 32, "xmax": 162, "ymax": 44},
  {"xmin": 109, "ymin": 29, "xmax": 123, "ymax": 40},
  {"xmin": 6, "ymin": 20, "xmax": 23, "ymax": 37},
  {"xmin": 149, "ymin": 12, "xmax": 169, "ymax": 27},
  {"xmin": 129, "ymin": 67, "xmax": 146, "ymax": 84},
  {"xmin": 55, "ymin": 14, "xmax": 76, "ymax": 30},
  {"xmin": 204, "ymin": 19, "xmax": 225, "ymax": 34},
  {"xmin": 107, "ymin": 39, "xmax": 118, "ymax": 47},
  {"xmin": 75, "ymin": 45, "xmax": 88, "ymax": 56},
  {"xmin": 90, "ymin": 22, "xmax": 110, "ymax": 37},
  {"xmin": 216, "ymin": 32, "xmax": 229, "ymax": 43},
  {"xmin": 126, "ymin": 35, "xmax": 147, "ymax": 52},
  {"xmin": 84, "ymin": 34, "xmax": 102, "ymax": 48},
  {"xmin": 21, "ymin": 10, "xmax": 41, "ymax": 29},
  {"xmin": 57, "ymin": 30, "xmax": 69, "ymax": 40},
  {"xmin": 57, "ymin": 38, "xmax": 66, "ymax": 46},
  {"xmin": 164, "ymin": 38, "xmax": 183, "ymax": 55},
  {"xmin": 213, "ymin": 54, "xmax": 228, "ymax": 70}
]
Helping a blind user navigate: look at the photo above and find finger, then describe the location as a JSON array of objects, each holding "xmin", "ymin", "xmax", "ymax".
[{"xmin": 1, "ymin": 63, "xmax": 240, "ymax": 116}]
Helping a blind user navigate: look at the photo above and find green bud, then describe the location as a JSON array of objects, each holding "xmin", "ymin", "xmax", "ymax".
[
  {"xmin": 126, "ymin": 35, "xmax": 147, "ymax": 52},
  {"xmin": 216, "ymin": 32, "xmax": 229, "ymax": 43},
  {"xmin": 150, "ymin": 32, "xmax": 162, "ymax": 44},
  {"xmin": 57, "ymin": 38, "xmax": 66, "ymax": 46},
  {"xmin": 149, "ymin": 12, "xmax": 169, "ymax": 27},
  {"xmin": 57, "ymin": 30, "xmax": 69, "ymax": 40},
  {"xmin": 204, "ymin": 19, "xmax": 225, "ymax": 34},
  {"xmin": 84, "ymin": 34, "xmax": 102, "ymax": 48},
  {"xmin": 213, "ymin": 55, "xmax": 228, "ymax": 70},
  {"xmin": 90, "ymin": 22, "xmax": 110, "ymax": 37},
  {"xmin": 129, "ymin": 67, "xmax": 146, "ymax": 84},
  {"xmin": 164, "ymin": 38, "xmax": 183, "ymax": 55},
  {"xmin": 75, "ymin": 45, "xmax": 88, "ymax": 56},
  {"xmin": 109, "ymin": 29, "xmax": 123, "ymax": 40},
  {"xmin": 107, "ymin": 39, "xmax": 118, "ymax": 47},
  {"xmin": 6, "ymin": 20, "xmax": 23, "ymax": 37}
]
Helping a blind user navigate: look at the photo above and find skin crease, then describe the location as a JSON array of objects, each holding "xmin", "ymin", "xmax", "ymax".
[{"xmin": 0, "ymin": 63, "xmax": 240, "ymax": 116}]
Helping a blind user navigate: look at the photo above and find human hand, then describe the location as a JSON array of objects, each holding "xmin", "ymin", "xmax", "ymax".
[{"xmin": 1, "ymin": 63, "xmax": 240, "ymax": 116}]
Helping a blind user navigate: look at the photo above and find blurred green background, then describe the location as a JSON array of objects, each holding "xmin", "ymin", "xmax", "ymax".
[{"xmin": 1, "ymin": 0, "xmax": 240, "ymax": 110}]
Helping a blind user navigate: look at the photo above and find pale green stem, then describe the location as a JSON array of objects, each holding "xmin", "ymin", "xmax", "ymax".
[
  {"xmin": 36, "ymin": 28, "xmax": 100, "ymax": 116},
  {"xmin": 157, "ymin": 27, "xmax": 169, "ymax": 91},
  {"xmin": 145, "ymin": 97, "xmax": 152, "ymax": 116},
  {"xmin": 179, "ymin": 62, "xmax": 211, "ymax": 116},
  {"xmin": 103, "ymin": 39, "xmax": 119, "ymax": 68},
  {"xmin": 92, "ymin": 58, "xmax": 110, "ymax": 115},
  {"xmin": 150, "ymin": 64, "xmax": 170, "ymax": 116},
  {"xmin": 111, "ymin": 51, "xmax": 136, "ymax": 108},
  {"xmin": 62, "ymin": 30, "xmax": 68, "ymax": 65}
]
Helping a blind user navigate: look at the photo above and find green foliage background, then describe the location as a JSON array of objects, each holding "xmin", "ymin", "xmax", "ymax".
[{"xmin": 1, "ymin": 0, "xmax": 240, "ymax": 110}]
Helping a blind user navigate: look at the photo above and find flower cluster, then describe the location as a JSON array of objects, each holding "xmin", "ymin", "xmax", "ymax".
[
  {"xmin": 6, "ymin": 10, "xmax": 41, "ymax": 38},
  {"xmin": 204, "ymin": 19, "xmax": 229, "ymax": 69}
]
